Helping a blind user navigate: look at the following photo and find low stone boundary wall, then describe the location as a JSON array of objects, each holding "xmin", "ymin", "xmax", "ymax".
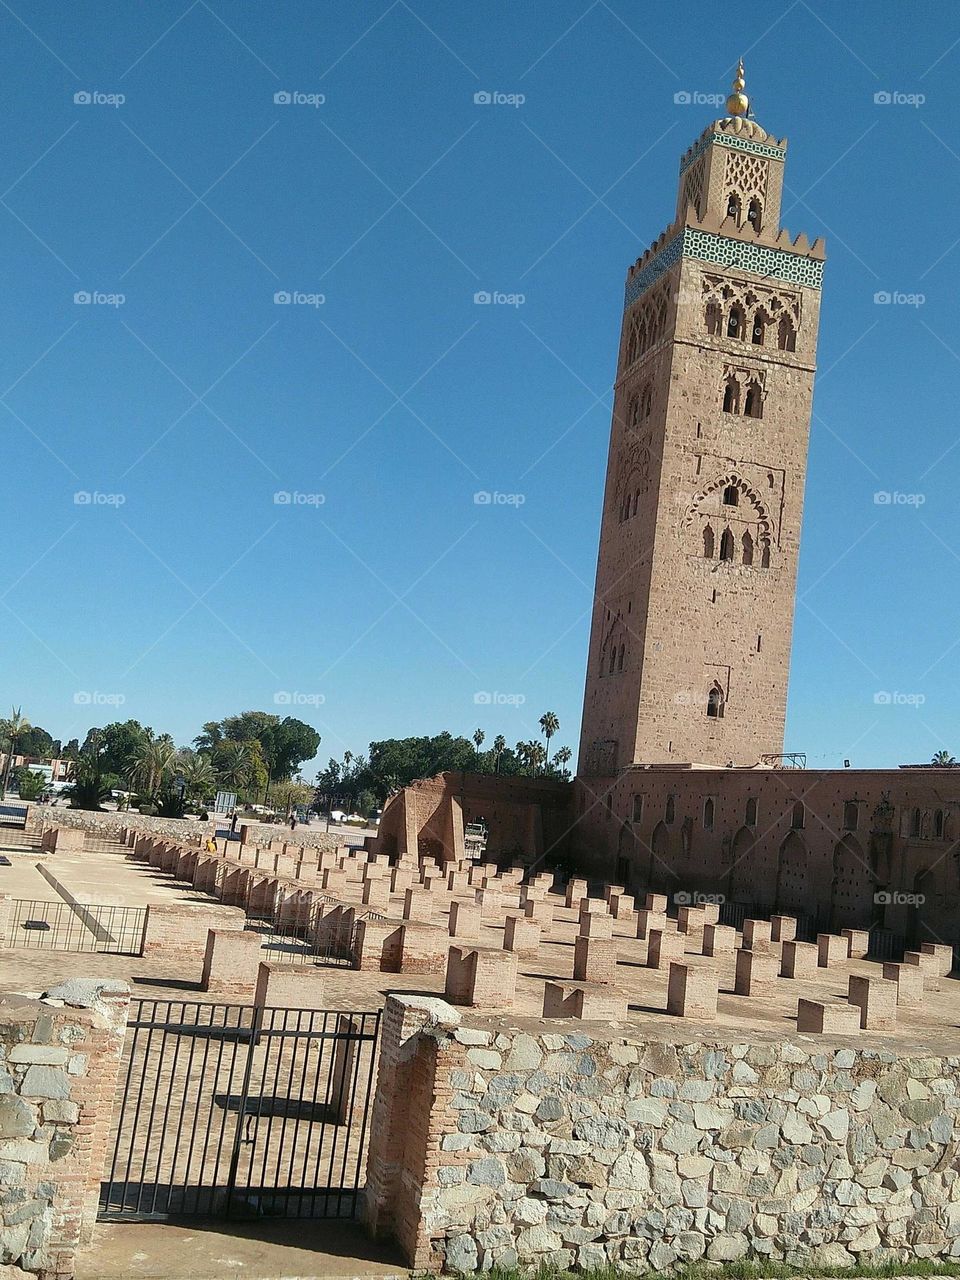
[
  {"xmin": 365, "ymin": 994, "xmax": 960, "ymax": 1272},
  {"xmin": 0, "ymin": 979, "xmax": 129, "ymax": 1278},
  {"xmin": 24, "ymin": 805, "xmax": 341, "ymax": 851}
]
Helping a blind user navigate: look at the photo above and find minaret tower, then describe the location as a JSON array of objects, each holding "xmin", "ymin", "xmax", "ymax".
[{"xmin": 578, "ymin": 63, "xmax": 825, "ymax": 776}]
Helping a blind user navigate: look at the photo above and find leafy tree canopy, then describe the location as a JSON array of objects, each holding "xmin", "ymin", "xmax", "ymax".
[
  {"xmin": 196, "ymin": 712, "xmax": 320, "ymax": 782},
  {"xmin": 81, "ymin": 721, "xmax": 155, "ymax": 776},
  {"xmin": 15, "ymin": 726, "xmax": 61, "ymax": 759}
]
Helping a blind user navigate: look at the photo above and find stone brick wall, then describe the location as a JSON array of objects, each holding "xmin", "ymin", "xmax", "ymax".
[
  {"xmin": 24, "ymin": 805, "xmax": 340, "ymax": 851},
  {"xmin": 367, "ymin": 995, "xmax": 960, "ymax": 1273},
  {"xmin": 573, "ymin": 764, "xmax": 960, "ymax": 946},
  {"xmin": 0, "ymin": 980, "xmax": 129, "ymax": 1278}
]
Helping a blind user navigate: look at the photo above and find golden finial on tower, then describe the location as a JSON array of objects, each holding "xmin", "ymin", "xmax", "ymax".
[{"xmin": 726, "ymin": 58, "xmax": 749, "ymax": 117}]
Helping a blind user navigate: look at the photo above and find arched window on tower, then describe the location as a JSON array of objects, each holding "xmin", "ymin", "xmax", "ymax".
[
  {"xmin": 911, "ymin": 807, "xmax": 922, "ymax": 837},
  {"xmin": 751, "ymin": 313, "xmax": 765, "ymax": 345},
  {"xmin": 843, "ymin": 801, "xmax": 859, "ymax": 831},
  {"xmin": 760, "ymin": 541, "xmax": 771, "ymax": 569},
  {"xmin": 722, "ymin": 377, "xmax": 740, "ymax": 414},
  {"xmin": 618, "ymin": 643, "xmax": 625, "ymax": 672},
  {"xmin": 741, "ymin": 530, "xmax": 754, "ymax": 566},
  {"xmin": 628, "ymin": 393, "xmax": 640, "ymax": 427},
  {"xmin": 703, "ymin": 797, "xmax": 715, "ymax": 829},
  {"xmin": 791, "ymin": 801, "xmax": 805, "ymax": 830},
  {"xmin": 719, "ymin": 528, "xmax": 735, "ymax": 562},
  {"xmin": 935, "ymin": 809, "xmax": 945, "ymax": 838},
  {"xmin": 747, "ymin": 198, "xmax": 762, "ymax": 230},
  {"xmin": 706, "ymin": 683, "xmax": 725, "ymax": 719},
  {"xmin": 745, "ymin": 797, "xmax": 758, "ymax": 826},
  {"xmin": 726, "ymin": 193, "xmax": 741, "ymax": 221},
  {"xmin": 702, "ymin": 524, "xmax": 715, "ymax": 558},
  {"xmin": 727, "ymin": 304, "xmax": 744, "ymax": 339},
  {"xmin": 665, "ymin": 794, "xmax": 676, "ymax": 824},
  {"xmin": 706, "ymin": 301, "xmax": 722, "ymax": 336},
  {"xmin": 607, "ymin": 648, "xmax": 616, "ymax": 675},
  {"xmin": 632, "ymin": 490, "xmax": 640, "ymax": 517},
  {"xmin": 642, "ymin": 385, "xmax": 653, "ymax": 417},
  {"xmin": 722, "ymin": 485, "xmax": 739, "ymax": 507},
  {"xmin": 744, "ymin": 382, "xmax": 762, "ymax": 418},
  {"xmin": 777, "ymin": 316, "xmax": 796, "ymax": 352}
]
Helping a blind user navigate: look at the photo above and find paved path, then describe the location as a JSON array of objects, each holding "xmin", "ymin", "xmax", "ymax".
[{"xmin": 77, "ymin": 1219, "xmax": 408, "ymax": 1279}]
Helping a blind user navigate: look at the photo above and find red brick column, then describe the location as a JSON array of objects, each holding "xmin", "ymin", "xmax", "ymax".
[{"xmin": 363, "ymin": 994, "xmax": 461, "ymax": 1263}]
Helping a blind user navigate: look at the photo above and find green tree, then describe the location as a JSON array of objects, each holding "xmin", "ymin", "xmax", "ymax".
[
  {"xmin": 539, "ymin": 711, "xmax": 560, "ymax": 764},
  {"xmin": 552, "ymin": 745, "xmax": 573, "ymax": 779},
  {"xmin": 472, "ymin": 728, "xmax": 485, "ymax": 764},
  {"xmin": 61, "ymin": 738, "xmax": 81, "ymax": 760},
  {"xmin": 15, "ymin": 768, "xmax": 45, "ymax": 801},
  {"xmin": 932, "ymin": 750, "xmax": 956, "ymax": 766},
  {"xmin": 66, "ymin": 747, "xmax": 117, "ymax": 811},
  {"xmin": 270, "ymin": 779, "xmax": 314, "ymax": 817},
  {"xmin": 177, "ymin": 750, "xmax": 217, "ymax": 809},
  {"xmin": 493, "ymin": 735, "xmax": 506, "ymax": 773},
  {"xmin": 196, "ymin": 712, "xmax": 320, "ymax": 796},
  {"xmin": 214, "ymin": 739, "xmax": 268, "ymax": 802},
  {"xmin": 0, "ymin": 707, "xmax": 31, "ymax": 800},
  {"xmin": 127, "ymin": 737, "xmax": 176, "ymax": 805},
  {"xmin": 82, "ymin": 721, "xmax": 153, "ymax": 777},
  {"xmin": 15, "ymin": 726, "xmax": 59, "ymax": 759}
]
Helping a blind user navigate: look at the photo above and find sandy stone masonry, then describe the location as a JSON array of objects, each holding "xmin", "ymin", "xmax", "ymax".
[
  {"xmin": 7, "ymin": 820, "xmax": 960, "ymax": 1276},
  {"xmin": 366, "ymin": 992, "xmax": 960, "ymax": 1273},
  {"xmin": 0, "ymin": 980, "xmax": 129, "ymax": 1279}
]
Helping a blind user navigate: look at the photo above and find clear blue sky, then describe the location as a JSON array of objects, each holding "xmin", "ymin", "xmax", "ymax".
[{"xmin": 1, "ymin": 1, "xmax": 957, "ymax": 773}]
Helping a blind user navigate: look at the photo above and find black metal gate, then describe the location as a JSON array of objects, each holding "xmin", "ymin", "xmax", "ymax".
[{"xmin": 99, "ymin": 999, "xmax": 381, "ymax": 1221}]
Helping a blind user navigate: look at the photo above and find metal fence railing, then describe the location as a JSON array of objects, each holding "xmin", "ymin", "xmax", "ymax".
[{"xmin": 6, "ymin": 898, "xmax": 146, "ymax": 954}]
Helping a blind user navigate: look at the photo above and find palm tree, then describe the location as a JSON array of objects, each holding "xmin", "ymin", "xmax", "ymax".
[
  {"xmin": 515, "ymin": 741, "xmax": 529, "ymax": 774},
  {"xmin": 529, "ymin": 741, "xmax": 547, "ymax": 775},
  {"xmin": 178, "ymin": 750, "xmax": 216, "ymax": 808},
  {"xmin": 217, "ymin": 741, "xmax": 252, "ymax": 792},
  {"xmin": 931, "ymin": 750, "xmax": 956, "ymax": 767},
  {"xmin": 493, "ymin": 735, "xmax": 506, "ymax": 773},
  {"xmin": 553, "ymin": 745, "xmax": 573, "ymax": 775},
  {"xmin": 1, "ymin": 707, "xmax": 31, "ymax": 801},
  {"xmin": 127, "ymin": 738, "xmax": 176, "ymax": 803},
  {"xmin": 472, "ymin": 728, "xmax": 485, "ymax": 765},
  {"xmin": 66, "ymin": 753, "xmax": 115, "ymax": 811},
  {"xmin": 539, "ymin": 711, "xmax": 560, "ymax": 764}
]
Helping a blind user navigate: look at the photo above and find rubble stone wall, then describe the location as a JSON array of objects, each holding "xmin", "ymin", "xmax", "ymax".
[
  {"xmin": 366, "ymin": 995, "xmax": 960, "ymax": 1272},
  {"xmin": 0, "ymin": 982, "xmax": 129, "ymax": 1279}
]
